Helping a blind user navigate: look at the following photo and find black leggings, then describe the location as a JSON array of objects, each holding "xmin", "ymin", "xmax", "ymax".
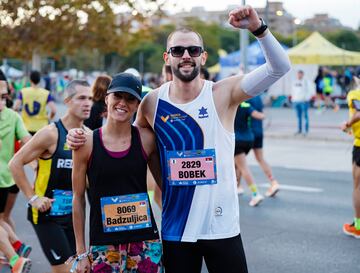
[{"xmin": 163, "ymin": 234, "xmax": 248, "ymax": 273}]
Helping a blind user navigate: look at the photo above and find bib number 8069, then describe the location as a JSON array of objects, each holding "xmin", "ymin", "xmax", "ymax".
[{"xmin": 117, "ymin": 205, "xmax": 136, "ymax": 214}]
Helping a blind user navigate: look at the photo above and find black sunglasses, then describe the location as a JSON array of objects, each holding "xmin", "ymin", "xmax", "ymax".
[{"xmin": 168, "ymin": 46, "xmax": 204, "ymax": 57}]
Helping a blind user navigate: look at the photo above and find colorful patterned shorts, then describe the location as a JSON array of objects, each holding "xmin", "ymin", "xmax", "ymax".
[{"xmin": 90, "ymin": 239, "xmax": 163, "ymax": 273}]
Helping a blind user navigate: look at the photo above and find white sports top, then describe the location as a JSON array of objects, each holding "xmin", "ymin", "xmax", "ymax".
[{"xmin": 153, "ymin": 80, "xmax": 240, "ymax": 242}]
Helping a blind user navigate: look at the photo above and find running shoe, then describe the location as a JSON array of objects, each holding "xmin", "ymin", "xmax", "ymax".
[
  {"xmin": 343, "ymin": 222, "xmax": 360, "ymax": 239},
  {"xmin": 249, "ymin": 194, "xmax": 264, "ymax": 207},
  {"xmin": 16, "ymin": 244, "xmax": 32, "ymax": 258},
  {"xmin": 265, "ymin": 181, "xmax": 280, "ymax": 197},
  {"xmin": 11, "ymin": 257, "xmax": 31, "ymax": 273},
  {"xmin": 237, "ymin": 186, "xmax": 245, "ymax": 195}
]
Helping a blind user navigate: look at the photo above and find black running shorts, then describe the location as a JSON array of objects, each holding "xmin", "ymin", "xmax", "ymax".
[
  {"xmin": 31, "ymin": 217, "xmax": 75, "ymax": 265},
  {"xmin": 353, "ymin": 146, "xmax": 360, "ymax": 167},
  {"xmin": 0, "ymin": 185, "xmax": 19, "ymax": 213},
  {"xmin": 235, "ymin": 141, "xmax": 253, "ymax": 155},
  {"xmin": 163, "ymin": 234, "xmax": 248, "ymax": 273},
  {"xmin": 253, "ymin": 135, "xmax": 263, "ymax": 149}
]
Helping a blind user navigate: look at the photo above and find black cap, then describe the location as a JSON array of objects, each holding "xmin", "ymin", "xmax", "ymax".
[{"xmin": 107, "ymin": 73, "xmax": 142, "ymax": 101}]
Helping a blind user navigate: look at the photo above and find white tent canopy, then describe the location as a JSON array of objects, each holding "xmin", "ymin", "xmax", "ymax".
[{"xmin": 0, "ymin": 65, "xmax": 24, "ymax": 78}]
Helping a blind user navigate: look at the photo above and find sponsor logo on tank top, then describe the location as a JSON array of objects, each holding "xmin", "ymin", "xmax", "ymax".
[
  {"xmin": 24, "ymin": 101, "xmax": 41, "ymax": 116},
  {"xmin": 161, "ymin": 113, "xmax": 188, "ymax": 123},
  {"xmin": 198, "ymin": 106, "xmax": 209, "ymax": 119},
  {"xmin": 161, "ymin": 115, "xmax": 169, "ymax": 123},
  {"xmin": 215, "ymin": 206, "xmax": 223, "ymax": 216},
  {"xmin": 63, "ymin": 143, "xmax": 70, "ymax": 151},
  {"xmin": 56, "ymin": 158, "xmax": 73, "ymax": 169}
]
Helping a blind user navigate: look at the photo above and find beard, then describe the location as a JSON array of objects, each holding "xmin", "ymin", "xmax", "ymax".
[{"xmin": 172, "ymin": 62, "xmax": 200, "ymax": 82}]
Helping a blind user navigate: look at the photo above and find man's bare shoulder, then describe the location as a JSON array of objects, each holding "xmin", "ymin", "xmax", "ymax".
[
  {"xmin": 142, "ymin": 88, "xmax": 159, "ymax": 105},
  {"xmin": 84, "ymin": 130, "xmax": 94, "ymax": 142},
  {"xmin": 136, "ymin": 88, "xmax": 160, "ymax": 129},
  {"xmin": 72, "ymin": 130, "xmax": 93, "ymax": 164},
  {"xmin": 32, "ymin": 123, "xmax": 58, "ymax": 145},
  {"xmin": 212, "ymin": 74, "xmax": 244, "ymax": 93},
  {"xmin": 18, "ymin": 124, "xmax": 59, "ymax": 159}
]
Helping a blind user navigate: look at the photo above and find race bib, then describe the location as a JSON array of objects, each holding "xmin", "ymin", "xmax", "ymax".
[
  {"xmin": 167, "ymin": 149, "xmax": 217, "ymax": 186},
  {"xmin": 100, "ymin": 193, "xmax": 152, "ymax": 233},
  {"xmin": 50, "ymin": 189, "xmax": 72, "ymax": 216}
]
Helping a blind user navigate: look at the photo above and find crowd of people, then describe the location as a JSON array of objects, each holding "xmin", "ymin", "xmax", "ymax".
[{"xmin": 0, "ymin": 4, "xmax": 359, "ymax": 273}]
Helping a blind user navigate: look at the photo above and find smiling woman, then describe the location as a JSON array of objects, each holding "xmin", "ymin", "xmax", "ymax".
[{"xmin": 70, "ymin": 73, "xmax": 163, "ymax": 273}]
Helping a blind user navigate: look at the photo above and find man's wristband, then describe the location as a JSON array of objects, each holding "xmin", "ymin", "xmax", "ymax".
[
  {"xmin": 252, "ymin": 18, "xmax": 268, "ymax": 37},
  {"xmin": 27, "ymin": 195, "xmax": 39, "ymax": 207}
]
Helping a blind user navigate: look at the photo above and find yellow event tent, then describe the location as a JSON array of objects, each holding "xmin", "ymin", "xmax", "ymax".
[
  {"xmin": 288, "ymin": 32, "xmax": 360, "ymax": 65},
  {"xmin": 208, "ymin": 63, "xmax": 220, "ymax": 73}
]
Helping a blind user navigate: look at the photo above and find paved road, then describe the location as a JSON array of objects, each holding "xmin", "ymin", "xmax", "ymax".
[
  {"xmin": 242, "ymin": 167, "xmax": 358, "ymax": 273},
  {"xmin": 9, "ymin": 106, "xmax": 358, "ymax": 273}
]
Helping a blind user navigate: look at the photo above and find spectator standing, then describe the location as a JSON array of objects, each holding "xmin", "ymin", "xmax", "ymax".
[
  {"xmin": 291, "ymin": 70, "xmax": 313, "ymax": 136},
  {"xmin": 84, "ymin": 75, "xmax": 111, "ymax": 130}
]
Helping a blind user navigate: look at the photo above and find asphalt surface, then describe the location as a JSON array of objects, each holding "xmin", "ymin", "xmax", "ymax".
[{"xmin": 241, "ymin": 167, "xmax": 358, "ymax": 273}]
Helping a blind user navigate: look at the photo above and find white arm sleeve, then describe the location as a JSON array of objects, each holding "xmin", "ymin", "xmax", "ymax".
[{"xmin": 241, "ymin": 31, "xmax": 291, "ymax": 97}]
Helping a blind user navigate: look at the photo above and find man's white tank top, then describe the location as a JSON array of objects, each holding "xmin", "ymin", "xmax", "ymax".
[{"xmin": 153, "ymin": 80, "xmax": 240, "ymax": 242}]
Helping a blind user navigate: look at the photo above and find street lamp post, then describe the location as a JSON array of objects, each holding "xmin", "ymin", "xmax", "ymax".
[
  {"xmin": 240, "ymin": 0, "xmax": 248, "ymax": 73},
  {"xmin": 292, "ymin": 18, "xmax": 301, "ymax": 46},
  {"xmin": 265, "ymin": 0, "xmax": 269, "ymax": 27}
]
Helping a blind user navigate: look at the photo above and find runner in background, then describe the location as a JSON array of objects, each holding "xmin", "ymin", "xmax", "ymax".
[
  {"xmin": 9, "ymin": 80, "xmax": 92, "ymax": 273},
  {"xmin": 248, "ymin": 95, "xmax": 280, "ymax": 197},
  {"xmin": 341, "ymin": 77, "xmax": 360, "ymax": 239},
  {"xmin": 13, "ymin": 70, "xmax": 57, "ymax": 136},
  {"xmin": 0, "ymin": 71, "xmax": 32, "ymax": 273},
  {"xmin": 234, "ymin": 101, "xmax": 265, "ymax": 206}
]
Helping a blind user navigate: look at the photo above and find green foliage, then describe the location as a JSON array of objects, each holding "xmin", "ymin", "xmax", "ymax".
[
  {"xmin": 0, "ymin": 0, "xmax": 154, "ymax": 60},
  {"xmin": 219, "ymin": 29, "xmax": 240, "ymax": 53},
  {"xmin": 324, "ymin": 30, "xmax": 360, "ymax": 51},
  {"xmin": 123, "ymin": 41, "xmax": 164, "ymax": 73},
  {"xmin": 1, "ymin": 2, "xmax": 360, "ymax": 72}
]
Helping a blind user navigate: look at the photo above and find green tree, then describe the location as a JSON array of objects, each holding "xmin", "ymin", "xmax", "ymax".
[
  {"xmin": 219, "ymin": 29, "xmax": 240, "ymax": 53},
  {"xmin": 123, "ymin": 41, "xmax": 164, "ymax": 74},
  {"xmin": 325, "ymin": 30, "xmax": 360, "ymax": 51},
  {"xmin": 0, "ymin": 0, "xmax": 159, "ymax": 69}
]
